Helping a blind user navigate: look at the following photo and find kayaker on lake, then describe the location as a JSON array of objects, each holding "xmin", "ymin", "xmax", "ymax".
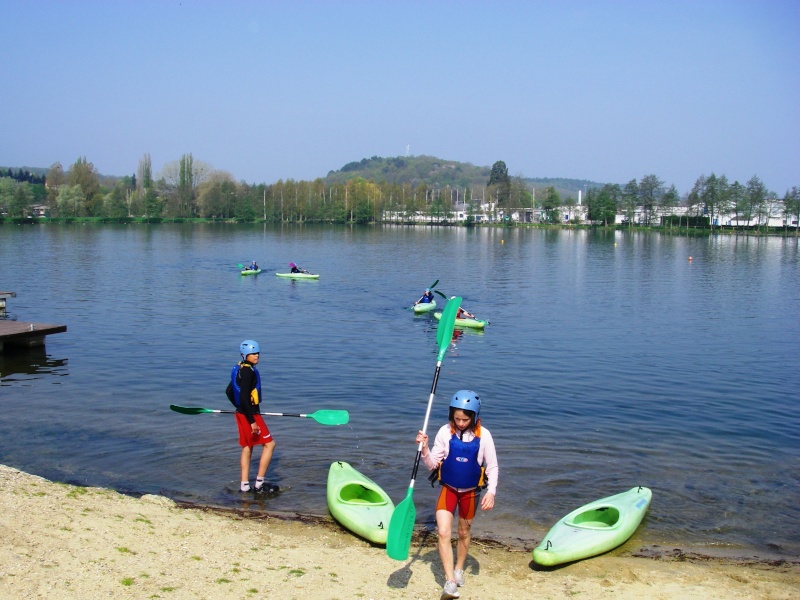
[
  {"xmin": 248, "ymin": 260, "xmax": 258, "ymax": 271},
  {"xmin": 415, "ymin": 390, "xmax": 498, "ymax": 600},
  {"xmin": 227, "ymin": 340, "xmax": 278, "ymax": 494},
  {"xmin": 289, "ymin": 262, "xmax": 308, "ymax": 274},
  {"xmin": 414, "ymin": 289, "xmax": 435, "ymax": 305}
]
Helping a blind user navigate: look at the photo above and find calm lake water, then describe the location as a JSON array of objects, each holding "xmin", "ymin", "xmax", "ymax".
[{"xmin": 1, "ymin": 224, "xmax": 798, "ymax": 559}]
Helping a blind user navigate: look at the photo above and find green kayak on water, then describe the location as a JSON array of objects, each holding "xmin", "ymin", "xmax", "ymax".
[
  {"xmin": 327, "ymin": 461, "xmax": 394, "ymax": 544},
  {"xmin": 433, "ymin": 310, "xmax": 487, "ymax": 329},
  {"xmin": 532, "ymin": 486, "xmax": 652, "ymax": 566},
  {"xmin": 240, "ymin": 269, "xmax": 262, "ymax": 276},
  {"xmin": 275, "ymin": 272, "xmax": 320, "ymax": 280},
  {"xmin": 413, "ymin": 300, "xmax": 437, "ymax": 314}
]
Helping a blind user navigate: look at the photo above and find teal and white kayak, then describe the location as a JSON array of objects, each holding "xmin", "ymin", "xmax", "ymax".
[
  {"xmin": 433, "ymin": 310, "xmax": 487, "ymax": 329},
  {"xmin": 327, "ymin": 461, "xmax": 394, "ymax": 544},
  {"xmin": 413, "ymin": 300, "xmax": 437, "ymax": 314},
  {"xmin": 240, "ymin": 269, "xmax": 262, "ymax": 276},
  {"xmin": 275, "ymin": 272, "xmax": 320, "ymax": 280},
  {"xmin": 532, "ymin": 486, "xmax": 652, "ymax": 566}
]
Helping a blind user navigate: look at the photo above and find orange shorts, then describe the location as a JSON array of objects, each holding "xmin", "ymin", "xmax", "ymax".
[
  {"xmin": 235, "ymin": 413, "xmax": 273, "ymax": 447},
  {"xmin": 435, "ymin": 485, "xmax": 479, "ymax": 520}
]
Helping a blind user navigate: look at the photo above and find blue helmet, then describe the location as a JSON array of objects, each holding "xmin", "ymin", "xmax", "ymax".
[
  {"xmin": 240, "ymin": 339, "xmax": 260, "ymax": 355},
  {"xmin": 450, "ymin": 390, "xmax": 480, "ymax": 418}
]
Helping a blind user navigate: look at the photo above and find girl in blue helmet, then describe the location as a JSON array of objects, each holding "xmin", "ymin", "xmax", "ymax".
[
  {"xmin": 414, "ymin": 288, "xmax": 435, "ymax": 305},
  {"xmin": 415, "ymin": 390, "xmax": 498, "ymax": 599},
  {"xmin": 229, "ymin": 339, "xmax": 277, "ymax": 494}
]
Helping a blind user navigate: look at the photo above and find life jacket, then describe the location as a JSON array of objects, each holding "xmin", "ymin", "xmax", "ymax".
[
  {"xmin": 435, "ymin": 428, "xmax": 486, "ymax": 490},
  {"xmin": 226, "ymin": 362, "xmax": 261, "ymax": 409}
]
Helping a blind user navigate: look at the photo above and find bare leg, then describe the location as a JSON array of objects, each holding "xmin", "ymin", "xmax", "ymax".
[
  {"xmin": 240, "ymin": 445, "xmax": 253, "ymax": 483},
  {"xmin": 436, "ymin": 509, "xmax": 456, "ymax": 583},
  {"xmin": 455, "ymin": 516, "xmax": 473, "ymax": 572},
  {"xmin": 256, "ymin": 440, "xmax": 276, "ymax": 478}
]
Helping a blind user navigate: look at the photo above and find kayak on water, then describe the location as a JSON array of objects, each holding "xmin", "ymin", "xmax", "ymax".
[
  {"xmin": 327, "ymin": 461, "xmax": 394, "ymax": 545},
  {"xmin": 433, "ymin": 310, "xmax": 487, "ymax": 329},
  {"xmin": 275, "ymin": 272, "xmax": 320, "ymax": 280},
  {"xmin": 413, "ymin": 300, "xmax": 437, "ymax": 314},
  {"xmin": 240, "ymin": 269, "xmax": 262, "ymax": 276},
  {"xmin": 532, "ymin": 486, "xmax": 652, "ymax": 567}
]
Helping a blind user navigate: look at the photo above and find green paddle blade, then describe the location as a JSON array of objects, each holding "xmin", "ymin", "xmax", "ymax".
[
  {"xmin": 308, "ymin": 409, "xmax": 349, "ymax": 425},
  {"xmin": 429, "ymin": 279, "xmax": 439, "ymax": 289},
  {"xmin": 386, "ymin": 488, "xmax": 416, "ymax": 560},
  {"xmin": 170, "ymin": 404, "xmax": 216, "ymax": 415},
  {"xmin": 237, "ymin": 263, "xmax": 244, "ymax": 269},
  {"xmin": 435, "ymin": 297, "xmax": 461, "ymax": 360}
]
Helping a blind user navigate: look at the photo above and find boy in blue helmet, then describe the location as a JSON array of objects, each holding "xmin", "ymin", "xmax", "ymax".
[
  {"xmin": 229, "ymin": 340, "xmax": 277, "ymax": 493},
  {"xmin": 415, "ymin": 390, "xmax": 499, "ymax": 600}
]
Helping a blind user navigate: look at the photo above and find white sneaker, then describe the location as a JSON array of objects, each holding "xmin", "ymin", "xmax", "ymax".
[
  {"xmin": 441, "ymin": 579, "xmax": 460, "ymax": 600},
  {"xmin": 454, "ymin": 569, "xmax": 465, "ymax": 587}
]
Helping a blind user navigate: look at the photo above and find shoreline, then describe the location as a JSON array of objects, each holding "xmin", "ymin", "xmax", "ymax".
[{"xmin": 2, "ymin": 465, "xmax": 798, "ymax": 599}]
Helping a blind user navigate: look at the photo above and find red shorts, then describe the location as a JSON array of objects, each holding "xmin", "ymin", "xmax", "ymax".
[
  {"xmin": 436, "ymin": 485, "xmax": 479, "ymax": 520},
  {"xmin": 235, "ymin": 413, "xmax": 273, "ymax": 447}
]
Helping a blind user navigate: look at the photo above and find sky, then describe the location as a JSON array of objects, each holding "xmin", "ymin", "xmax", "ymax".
[{"xmin": 1, "ymin": 0, "xmax": 798, "ymax": 195}]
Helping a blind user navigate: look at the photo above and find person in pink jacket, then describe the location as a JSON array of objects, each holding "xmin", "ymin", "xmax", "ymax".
[{"xmin": 415, "ymin": 390, "xmax": 499, "ymax": 600}]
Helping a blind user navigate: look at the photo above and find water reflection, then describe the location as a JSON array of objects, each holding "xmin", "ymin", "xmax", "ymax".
[{"xmin": 0, "ymin": 347, "xmax": 69, "ymax": 382}]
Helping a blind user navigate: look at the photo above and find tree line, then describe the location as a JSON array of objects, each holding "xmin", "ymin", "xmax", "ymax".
[{"xmin": 0, "ymin": 155, "xmax": 798, "ymax": 231}]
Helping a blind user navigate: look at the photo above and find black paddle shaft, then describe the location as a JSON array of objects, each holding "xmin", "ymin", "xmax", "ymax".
[{"xmin": 409, "ymin": 362, "xmax": 443, "ymax": 481}]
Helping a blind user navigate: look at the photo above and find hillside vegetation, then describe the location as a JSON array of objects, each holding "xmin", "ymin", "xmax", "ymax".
[{"xmin": 325, "ymin": 155, "xmax": 600, "ymax": 198}]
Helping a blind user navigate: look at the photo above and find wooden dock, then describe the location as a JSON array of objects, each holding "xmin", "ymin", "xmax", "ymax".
[
  {"xmin": 0, "ymin": 320, "xmax": 67, "ymax": 352},
  {"xmin": 0, "ymin": 291, "xmax": 15, "ymax": 310}
]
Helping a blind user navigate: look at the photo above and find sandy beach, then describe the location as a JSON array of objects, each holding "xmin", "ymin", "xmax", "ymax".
[{"xmin": 1, "ymin": 465, "xmax": 797, "ymax": 600}]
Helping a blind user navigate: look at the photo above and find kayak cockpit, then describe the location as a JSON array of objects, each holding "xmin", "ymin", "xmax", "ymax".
[
  {"xmin": 339, "ymin": 483, "xmax": 389, "ymax": 505},
  {"xmin": 567, "ymin": 506, "xmax": 620, "ymax": 529}
]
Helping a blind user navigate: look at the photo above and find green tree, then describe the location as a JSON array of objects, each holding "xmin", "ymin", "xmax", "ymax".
[
  {"xmin": 587, "ymin": 183, "xmax": 620, "ymax": 225},
  {"xmin": 541, "ymin": 186, "xmax": 560, "ymax": 222},
  {"xmin": 66, "ymin": 157, "xmax": 101, "ymax": 215},
  {"xmin": 620, "ymin": 179, "xmax": 638, "ymax": 226},
  {"xmin": 638, "ymin": 174, "xmax": 665, "ymax": 225},
  {"xmin": 782, "ymin": 186, "xmax": 799, "ymax": 234},
  {"xmin": 745, "ymin": 175, "xmax": 768, "ymax": 230},
  {"xmin": 46, "ymin": 162, "xmax": 65, "ymax": 214},
  {"xmin": 104, "ymin": 183, "xmax": 128, "ymax": 219},
  {"xmin": 488, "ymin": 160, "xmax": 511, "ymax": 206},
  {"xmin": 57, "ymin": 184, "xmax": 85, "ymax": 217}
]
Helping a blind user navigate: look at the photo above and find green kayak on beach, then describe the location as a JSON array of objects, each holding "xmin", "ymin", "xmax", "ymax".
[
  {"xmin": 413, "ymin": 300, "xmax": 437, "ymax": 314},
  {"xmin": 275, "ymin": 272, "xmax": 320, "ymax": 280},
  {"xmin": 327, "ymin": 461, "xmax": 394, "ymax": 544},
  {"xmin": 532, "ymin": 486, "xmax": 652, "ymax": 566},
  {"xmin": 433, "ymin": 310, "xmax": 487, "ymax": 329}
]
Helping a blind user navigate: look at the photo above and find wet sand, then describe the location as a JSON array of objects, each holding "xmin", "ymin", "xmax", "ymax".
[{"xmin": 1, "ymin": 465, "xmax": 797, "ymax": 599}]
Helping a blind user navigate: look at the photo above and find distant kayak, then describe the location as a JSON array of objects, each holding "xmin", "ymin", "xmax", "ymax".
[
  {"xmin": 412, "ymin": 300, "xmax": 437, "ymax": 314},
  {"xmin": 275, "ymin": 272, "xmax": 320, "ymax": 280},
  {"xmin": 433, "ymin": 310, "xmax": 487, "ymax": 329},
  {"xmin": 327, "ymin": 461, "xmax": 394, "ymax": 544},
  {"xmin": 240, "ymin": 269, "xmax": 262, "ymax": 276},
  {"xmin": 532, "ymin": 486, "xmax": 652, "ymax": 566}
]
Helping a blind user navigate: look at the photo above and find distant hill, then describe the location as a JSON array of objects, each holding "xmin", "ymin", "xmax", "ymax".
[{"xmin": 324, "ymin": 155, "xmax": 603, "ymax": 199}]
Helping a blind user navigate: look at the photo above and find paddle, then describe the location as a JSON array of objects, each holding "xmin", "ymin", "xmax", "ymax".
[
  {"xmin": 386, "ymin": 296, "xmax": 461, "ymax": 560},
  {"xmin": 237, "ymin": 263, "xmax": 244, "ymax": 269},
  {"xmin": 169, "ymin": 404, "xmax": 349, "ymax": 425}
]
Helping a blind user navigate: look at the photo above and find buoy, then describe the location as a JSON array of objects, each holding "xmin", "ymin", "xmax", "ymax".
[
  {"xmin": 688, "ymin": 256, "xmax": 693, "ymax": 262},
  {"xmin": 614, "ymin": 243, "xmax": 618, "ymax": 247},
  {"xmin": 501, "ymin": 240, "xmax": 505, "ymax": 244}
]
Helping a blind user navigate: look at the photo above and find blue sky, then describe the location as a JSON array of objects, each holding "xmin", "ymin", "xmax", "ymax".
[{"xmin": 2, "ymin": 0, "xmax": 797, "ymax": 195}]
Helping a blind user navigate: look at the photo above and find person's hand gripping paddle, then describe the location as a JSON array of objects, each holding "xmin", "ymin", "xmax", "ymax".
[{"xmin": 386, "ymin": 296, "xmax": 461, "ymax": 560}]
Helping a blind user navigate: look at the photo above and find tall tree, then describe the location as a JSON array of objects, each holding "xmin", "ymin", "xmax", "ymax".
[
  {"xmin": 66, "ymin": 157, "xmax": 101, "ymax": 215},
  {"xmin": 488, "ymin": 160, "xmax": 511, "ymax": 206},
  {"xmin": 638, "ymin": 174, "xmax": 665, "ymax": 225},
  {"xmin": 782, "ymin": 186, "xmax": 800, "ymax": 234},
  {"xmin": 745, "ymin": 175, "xmax": 768, "ymax": 230},
  {"xmin": 621, "ymin": 179, "xmax": 638, "ymax": 226}
]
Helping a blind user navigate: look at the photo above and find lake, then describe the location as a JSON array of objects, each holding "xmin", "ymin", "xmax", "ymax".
[{"xmin": 1, "ymin": 223, "xmax": 798, "ymax": 559}]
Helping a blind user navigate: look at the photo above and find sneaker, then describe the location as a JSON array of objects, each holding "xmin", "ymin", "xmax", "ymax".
[
  {"xmin": 255, "ymin": 483, "xmax": 280, "ymax": 495},
  {"xmin": 454, "ymin": 569, "xmax": 465, "ymax": 587},
  {"xmin": 440, "ymin": 579, "xmax": 460, "ymax": 600}
]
